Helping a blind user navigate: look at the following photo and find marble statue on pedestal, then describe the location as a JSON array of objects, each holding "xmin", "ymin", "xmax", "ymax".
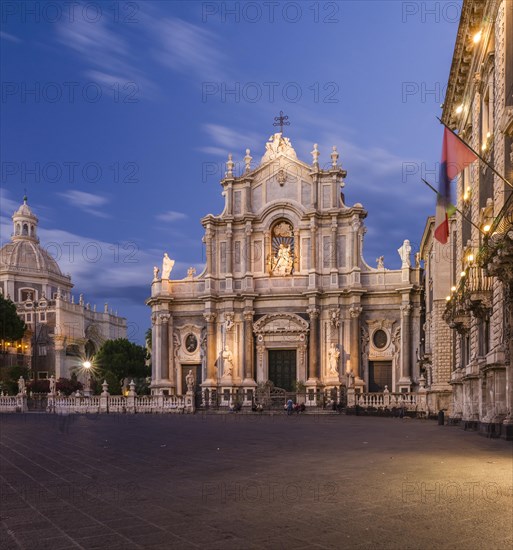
[
  {"xmin": 186, "ymin": 370, "xmax": 195, "ymax": 392},
  {"xmin": 328, "ymin": 343, "xmax": 340, "ymax": 375},
  {"xmin": 222, "ymin": 346, "xmax": 234, "ymax": 377},
  {"xmin": 398, "ymin": 240, "xmax": 412, "ymax": 268},
  {"xmin": 162, "ymin": 253, "xmax": 175, "ymax": 280}
]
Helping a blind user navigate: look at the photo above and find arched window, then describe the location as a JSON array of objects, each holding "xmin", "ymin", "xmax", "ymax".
[
  {"xmin": 15, "ymin": 223, "xmax": 21, "ymax": 235},
  {"xmin": 30, "ymin": 225, "xmax": 35, "ymax": 236},
  {"xmin": 268, "ymin": 220, "xmax": 295, "ymax": 276},
  {"xmin": 22, "ymin": 224, "xmax": 28, "ymax": 235}
]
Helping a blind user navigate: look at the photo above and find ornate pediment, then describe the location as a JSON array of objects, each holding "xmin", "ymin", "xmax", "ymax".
[
  {"xmin": 253, "ymin": 313, "xmax": 309, "ymax": 334},
  {"xmin": 261, "ymin": 133, "xmax": 298, "ymax": 163}
]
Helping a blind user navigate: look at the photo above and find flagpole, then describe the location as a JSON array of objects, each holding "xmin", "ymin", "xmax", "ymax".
[
  {"xmin": 436, "ymin": 116, "xmax": 513, "ymax": 190},
  {"xmin": 421, "ymin": 178, "xmax": 486, "ymax": 235}
]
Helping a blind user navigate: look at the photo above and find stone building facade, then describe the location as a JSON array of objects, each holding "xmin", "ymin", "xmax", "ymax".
[
  {"xmin": 425, "ymin": 0, "xmax": 513, "ymax": 437},
  {"xmin": 0, "ymin": 198, "xmax": 127, "ymax": 381},
  {"xmin": 148, "ymin": 133, "xmax": 423, "ymax": 405}
]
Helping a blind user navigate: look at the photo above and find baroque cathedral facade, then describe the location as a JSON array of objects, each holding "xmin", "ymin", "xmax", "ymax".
[{"xmin": 148, "ymin": 133, "xmax": 423, "ymax": 405}]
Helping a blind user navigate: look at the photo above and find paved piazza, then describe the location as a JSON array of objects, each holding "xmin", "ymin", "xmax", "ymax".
[{"xmin": 0, "ymin": 414, "xmax": 512, "ymax": 550}]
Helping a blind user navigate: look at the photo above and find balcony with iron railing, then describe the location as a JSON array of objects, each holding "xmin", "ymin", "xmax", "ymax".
[
  {"xmin": 443, "ymin": 265, "xmax": 493, "ymax": 331},
  {"xmin": 478, "ymin": 191, "xmax": 513, "ymax": 283}
]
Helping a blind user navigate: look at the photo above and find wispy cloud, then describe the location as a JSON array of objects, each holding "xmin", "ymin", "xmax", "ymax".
[
  {"xmin": 55, "ymin": 12, "xmax": 156, "ymax": 98},
  {"xmin": 200, "ymin": 124, "xmax": 261, "ymax": 156},
  {"xmin": 148, "ymin": 17, "xmax": 225, "ymax": 80},
  {"xmin": 156, "ymin": 210, "xmax": 188, "ymax": 223},
  {"xmin": 58, "ymin": 190, "xmax": 110, "ymax": 218},
  {"xmin": 0, "ymin": 31, "xmax": 21, "ymax": 43},
  {"xmin": 54, "ymin": 7, "xmax": 226, "ymax": 98}
]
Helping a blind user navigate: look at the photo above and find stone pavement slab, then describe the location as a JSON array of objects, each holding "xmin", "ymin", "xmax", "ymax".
[{"xmin": 0, "ymin": 413, "xmax": 511, "ymax": 549}]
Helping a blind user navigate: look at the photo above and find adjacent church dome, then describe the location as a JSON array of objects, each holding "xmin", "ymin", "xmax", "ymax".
[{"xmin": 0, "ymin": 197, "xmax": 63, "ymax": 276}]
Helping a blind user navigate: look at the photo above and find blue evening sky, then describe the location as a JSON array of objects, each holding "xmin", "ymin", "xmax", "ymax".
[{"xmin": 0, "ymin": 0, "xmax": 460, "ymax": 343}]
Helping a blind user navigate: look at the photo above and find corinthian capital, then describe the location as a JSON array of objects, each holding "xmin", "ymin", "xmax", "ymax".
[
  {"xmin": 158, "ymin": 313, "xmax": 171, "ymax": 323},
  {"xmin": 349, "ymin": 306, "xmax": 362, "ymax": 319},
  {"xmin": 203, "ymin": 312, "xmax": 217, "ymax": 323},
  {"xmin": 401, "ymin": 304, "xmax": 413, "ymax": 316},
  {"xmin": 243, "ymin": 310, "xmax": 255, "ymax": 322},
  {"xmin": 307, "ymin": 307, "xmax": 320, "ymax": 319}
]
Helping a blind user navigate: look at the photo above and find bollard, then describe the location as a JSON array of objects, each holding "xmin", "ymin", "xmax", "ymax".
[{"xmin": 437, "ymin": 410, "xmax": 445, "ymax": 425}]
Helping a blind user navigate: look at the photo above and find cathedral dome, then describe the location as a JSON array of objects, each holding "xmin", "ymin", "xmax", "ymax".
[
  {"xmin": 0, "ymin": 196, "xmax": 63, "ymax": 277},
  {"xmin": 0, "ymin": 239, "xmax": 63, "ymax": 276}
]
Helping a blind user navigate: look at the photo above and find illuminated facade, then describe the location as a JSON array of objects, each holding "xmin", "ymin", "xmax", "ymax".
[
  {"xmin": 424, "ymin": 0, "xmax": 513, "ymax": 438},
  {"xmin": 0, "ymin": 198, "xmax": 126, "ymax": 381},
  {"xmin": 148, "ymin": 132, "xmax": 424, "ymax": 405}
]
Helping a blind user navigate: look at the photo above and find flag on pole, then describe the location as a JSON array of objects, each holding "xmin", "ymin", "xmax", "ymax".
[{"xmin": 434, "ymin": 127, "xmax": 477, "ymax": 244}]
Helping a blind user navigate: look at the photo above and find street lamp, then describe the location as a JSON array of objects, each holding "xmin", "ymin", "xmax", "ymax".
[
  {"xmin": 83, "ymin": 360, "xmax": 92, "ymax": 397},
  {"xmin": 24, "ymin": 296, "xmax": 47, "ymax": 382}
]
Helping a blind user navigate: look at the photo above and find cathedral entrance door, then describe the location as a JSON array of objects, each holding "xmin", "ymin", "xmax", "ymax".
[
  {"xmin": 368, "ymin": 361, "xmax": 392, "ymax": 392},
  {"xmin": 268, "ymin": 350, "xmax": 296, "ymax": 392}
]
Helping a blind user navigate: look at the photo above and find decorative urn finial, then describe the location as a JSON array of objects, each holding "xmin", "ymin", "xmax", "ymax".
[
  {"xmin": 331, "ymin": 146, "xmax": 339, "ymax": 168},
  {"xmin": 244, "ymin": 149, "xmax": 252, "ymax": 173}
]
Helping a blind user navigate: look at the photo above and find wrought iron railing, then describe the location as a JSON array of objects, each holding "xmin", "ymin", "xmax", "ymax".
[
  {"xmin": 443, "ymin": 265, "xmax": 493, "ymax": 329},
  {"xmin": 478, "ymin": 191, "xmax": 513, "ymax": 281}
]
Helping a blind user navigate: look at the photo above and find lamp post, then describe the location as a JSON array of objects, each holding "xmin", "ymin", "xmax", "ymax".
[
  {"xmin": 83, "ymin": 360, "xmax": 92, "ymax": 397},
  {"xmin": 25, "ymin": 297, "xmax": 46, "ymax": 382}
]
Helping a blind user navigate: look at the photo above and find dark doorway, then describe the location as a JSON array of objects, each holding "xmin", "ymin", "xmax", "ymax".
[
  {"xmin": 268, "ymin": 350, "xmax": 296, "ymax": 391},
  {"xmin": 368, "ymin": 361, "xmax": 392, "ymax": 392}
]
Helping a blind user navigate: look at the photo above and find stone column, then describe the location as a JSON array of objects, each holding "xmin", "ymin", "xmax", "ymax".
[
  {"xmin": 160, "ymin": 313, "xmax": 170, "ymax": 381},
  {"xmin": 307, "ymin": 307, "xmax": 320, "ymax": 382},
  {"xmin": 264, "ymin": 230, "xmax": 271, "ymax": 273},
  {"xmin": 349, "ymin": 306, "xmax": 362, "ymax": 381},
  {"xmin": 204, "ymin": 313, "xmax": 217, "ymax": 385},
  {"xmin": 309, "ymin": 219, "xmax": 317, "ymax": 272},
  {"xmin": 243, "ymin": 310, "xmax": 255, "ymax": 383},
  {"xmin": 205, "ymin": 225, "xmax": 213, "ymax": 276},
  {"xmin": 330, "ymin": 217, "xmax": 338, "ymax": 269},
  {"xmin": 53, "ymin": 337, "xmax": 66, "ymax": 379},
  {"xmin": 243, "ymin": 180, "xmax": 252, "ymax": 213},
  {"xmin": 244, "ymin": 223, "xmax": 254, "ymax": 291},
  {"xmin": 244, "ymin": 223, "xmax": 252, "ymax": 275},
  {"xmin": 503, "ymin": 283, "xmax": 513, "ymax": 434},
  {"xmin": 226, "ymin": 224, "xmax": 233, "ymax": 292},
  {"xmin": 168, "ymin": 315, "xmax": 176, "ymax": 392},
  {"xmin": 351, "ymin": 216, "xmax": 360, "ymax": 268},
  {"xmin": 399, "ymin": 303, "xmax": 413, "ymax": 390},
  {"xmin": 225, "ymin": 182, "xmax": 233, "ymax": 216}
]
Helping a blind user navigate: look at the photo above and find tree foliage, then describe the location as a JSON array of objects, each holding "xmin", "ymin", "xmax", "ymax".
[
  {"xmin": 0, "ymin": 295, "xmax": 26, "ymax": 342},
  {"xmin": 94, "ymin": 338, "xmax": 149, "ymax": 387}
]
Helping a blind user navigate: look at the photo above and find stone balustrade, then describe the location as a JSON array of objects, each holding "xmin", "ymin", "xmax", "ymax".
[
  {"xmin": 349, "ymin": 389, "xmax": 427, "ymax": 413},
  {"xmin": 0, "ymin": 382, "xmax": 194, "ymax": 414},
  {"xmin": 0, "ymin": 396, "xmax": 19, "ymax": 412}
]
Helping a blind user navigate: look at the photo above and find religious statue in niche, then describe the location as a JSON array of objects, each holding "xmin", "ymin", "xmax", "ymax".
[
  {"xmin": 185, "ymin": 370, "xmax": 195, "ymax": 392},
  {"xmin": 269, "ymin": 221, "xmax": 295, "ymax": 276},
  {"xmin": 328, "ymin": 343, "xmax": 340, "ymax": 375},
  {"xmin": 222, "ymin": 346, "xmax": 234, "ymax": 377}
]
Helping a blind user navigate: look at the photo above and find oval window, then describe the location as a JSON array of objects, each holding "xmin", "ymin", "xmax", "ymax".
[
  {"xmin": 373, "ymin": 329, "xmax": 388, "ymax": 349},
  {"xmin": 185, "ymin": 334, "xmax": 198, "ymax": 353}
]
